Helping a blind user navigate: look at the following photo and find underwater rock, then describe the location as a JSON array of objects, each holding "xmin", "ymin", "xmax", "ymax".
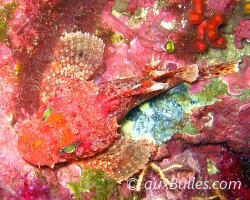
[
  {"xmin": 138, "ymin": 140, "xmax": 249, "ymax": 199},
  {"xmin": 189, "ymin": 144, "xmax": 249, "ymax": 199},
  {"xmin": 222, "ymin": 56, "xmax": 250, "ymax": 95},
  {"xmin": 121, "ymin": 76, "xmax": 249, "ymax": 146},
  {"xmin": 206, "ymin": 0, "xmax": 239, "ymax": 15},
  {"xmin": 181, "ymin": 95, "xmax": 250, "ymax": 153},
  {"xmin": 233, "ymin": 19, "xmax": 250, "ymax": 49},
  {"xmin": 7, "ymin": 0, "xmax": 109, "ymax": 116},
  {"xmin": 0, "ymin": 0, "xmax": 249, "ymax": 199},
  {"xmin": 100, "ymin": 0, "xmax": 200, "ymax": 81},
  {"xmin": 121, "ymin": 87, "xmax": 185, "ymax": 145}
]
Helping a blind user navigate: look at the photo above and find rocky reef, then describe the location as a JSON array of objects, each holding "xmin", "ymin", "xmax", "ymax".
[{"xmin": 0, "ymin": 0, "xmax": 249, "ymax": 199}]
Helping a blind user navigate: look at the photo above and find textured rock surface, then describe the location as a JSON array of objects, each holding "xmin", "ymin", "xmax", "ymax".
[{"xmin": 0, "ymin": 0, "xmax": 249, "ymax": 199}]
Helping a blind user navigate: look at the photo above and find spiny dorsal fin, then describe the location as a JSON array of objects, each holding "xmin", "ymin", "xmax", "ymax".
[
  {"xmin": 41, "ymin": 32, "xmax": 105, "ymax": 103},
  {"xmin": 55, "ymin": 31, "xmax": 105, "ymax": 80},
  {"xmin": 79, "ymin": 139, "xmax": 151, "ymax": 183}
]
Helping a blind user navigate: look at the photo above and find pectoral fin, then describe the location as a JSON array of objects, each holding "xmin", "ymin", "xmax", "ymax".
[{"xmin": 78, "ymin": 139, "xmax": 151, "ymax": 183}]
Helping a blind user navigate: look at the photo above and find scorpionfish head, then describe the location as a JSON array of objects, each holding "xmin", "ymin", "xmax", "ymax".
[
  {"xmin": 15, "ymin": 31, "xmax": 120, "ymax": 167},
  {"xmin": 16, "ymin": 94, "xmax": 118, "ymax": 167}
]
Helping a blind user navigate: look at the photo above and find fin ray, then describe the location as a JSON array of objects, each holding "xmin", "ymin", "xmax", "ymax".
[
  {"xmin": 198, "ymin": 60, "xmax": 240, "ymax": 79},
  {"xmin": 56, "ymin": 31, "xmax": 105, "ymax": 80},
  {"xmin": 78, "ymin": 139, "xmax": 150, "ymax": 183}
]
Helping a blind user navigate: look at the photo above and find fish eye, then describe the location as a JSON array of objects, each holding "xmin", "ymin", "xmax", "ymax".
[
  {"xmin": 62, "ymin": 143, "xmax": 76, "ymax": 153},
  {"xmin": 58, "ymin": 141, "xmax": 80, "ymax": 155},
  {"xmin": 42, "ymin": 108, "xmax": 53, "ymax": 121}
]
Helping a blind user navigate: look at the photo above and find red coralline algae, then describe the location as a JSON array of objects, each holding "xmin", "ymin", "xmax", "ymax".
[
  {"xmin": 189, "ymin": 144, "xmax": 249, "ymax": 199},
  {"xmin": 222, "ymin": 56, "xmax": 250, "ymax": 95},
  {"xmin": 100, "ymin": 0, "xmax": 199, "ymax": 82},
  {"xmin": 0, "ymin": 0, "xmax": 248, "ymax": 199},
  {"xmin": 0, "ymin": 44, "xmax": 16, "ymax": 70},
  {"xmin": 181, "ymin": 96, "xmax": 250, "ymax": 153},
  {"xmin": 189, "ymin": 79, "xmax": 211, "ymax": 94},
  {"xmin": 233, "ymin": 19, "xmax": 250, "ymax": 49},
  {"xmin": 139, "ymin": 140, "xmax": 249, "ymax": 199},
  {"xmin": 206, "ymin": 0, "xmax": 239, "ymax": 15},
  {"xmin": 6, "ymin": 0, "xmax": 109, "ymax": 116}
]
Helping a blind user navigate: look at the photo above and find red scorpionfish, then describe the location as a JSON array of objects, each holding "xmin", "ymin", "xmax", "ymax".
[{"xmin": 15, "ymin": 31, "xmax": 240, "ymax": 182}]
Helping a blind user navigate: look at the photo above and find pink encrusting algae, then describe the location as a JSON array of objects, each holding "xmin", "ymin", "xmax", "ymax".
[
  {"xmin": 0, "ymin": 0, "xmax": 249, "ymax": 199},
  {"xmin": 15, "ymin": 31, "xmax": 240, "ymax": 183}
]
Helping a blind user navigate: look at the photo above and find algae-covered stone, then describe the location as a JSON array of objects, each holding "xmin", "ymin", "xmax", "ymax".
[
  {"xmin": 206, "ymin": 158, "xmax": 220, "ymax": 175},
  {"xmin": 0, "ymin": 2, "xmax": 18, "ymax": 43},
  {"xmin": 112, "ymin": 0, "xmax": 129, "ymax": 14},
  {"xmin": 121, "ymin": 78, "xmax": 249, "ymax": 144},
  {"xmin": 199, "ymin": 34, "xmax": 249, "ymax": 63},
  {"xmin": 67, "ymin": 168, "xmax": 119, "ymax": 200}
]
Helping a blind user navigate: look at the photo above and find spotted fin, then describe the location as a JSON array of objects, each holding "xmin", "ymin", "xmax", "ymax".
[
  {"xmin": 150, "ymin": 60, "xmax": 240, "ymax": 83},
  {"xmin": 78, "ymin": 139, "xmax": 151, "ymax": 183},
  {"xmin": 198, "ymin": 60, "xmax": 240, "ymax": 79},
  {"xmin": 54, "ymin": 31, "xmax": 105, "ymax": 80}
]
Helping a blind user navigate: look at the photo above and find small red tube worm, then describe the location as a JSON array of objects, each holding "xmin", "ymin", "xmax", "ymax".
[
  {"xmin": 206, "ymin": 14, "xmax": 223, "ymax": 40},
  {"xmin": 193, "ymin": 38, "xmax": 208, "ymax": 53},
  {"xmin": 210, "ymin": 36, "xmax": 227, "ymax": 49},
  {"xmin": 206, "ymin": 28, "xmax": 219, "ymax": 40},
  {"xmin": 197, "ymin": 21, "xmax": 207, "ymax": 39},
  {"xmin": 188, "ymin": 0, "xmax": 204, "ymax": 24},
  {"xmin": 207, "ymin": 14, "xmax": 223, "ymax": 29},
  {"xmin": 193, "ymin": 0, "xmax": 203, "ymax": 13}
]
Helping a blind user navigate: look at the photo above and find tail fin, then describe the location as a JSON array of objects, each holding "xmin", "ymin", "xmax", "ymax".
[{"xmin": 198, "ymin": 60, "xmax": 240, "ymax": 80}]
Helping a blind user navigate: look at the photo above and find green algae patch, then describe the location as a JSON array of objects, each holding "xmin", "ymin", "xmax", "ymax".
[
  {"xmin": 206, "ymin": 158, "xmax": 220, "ymax": 175},
  {"xmin": 182, "ymin": 123, "xmax": 198, "ymax": 135},
  {"xmin": 67, "ymin": 168, "xmax": 119, "ymax": 200},
  {"xmin": 112, "ymin": 0, "xmax": 129, "ymax": 14},
  {"xmin": 191, "ymin": 79, "xmax": 229, "ymax": 104},
  {"xmin": 0, "ymin": 1, "xmax": 18, "ymax": 43},
  {"xmin": 237, "ymin": 88, "xmax": 250, "ymax": 102},
  {"xmin": 108, "ymin": 30, "xmax": 129, "ymax": 44},
  {"xmin": 191, "ymin": 79, "xmax": 249, "ymax": 104},
  {"xmin": 139, "ymin": 102, "xmax": 150, "ymax": 112}
]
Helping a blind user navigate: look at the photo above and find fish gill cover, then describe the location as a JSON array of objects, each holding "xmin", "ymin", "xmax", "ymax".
[{"xmin": 0, "ymin": 0, "xmax": 249, "ymax": 199}]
